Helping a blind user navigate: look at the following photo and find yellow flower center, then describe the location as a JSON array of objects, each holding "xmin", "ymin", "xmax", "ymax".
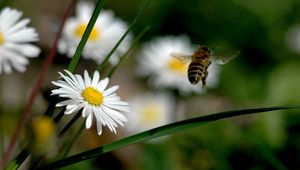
[
  {"xmin": 141, "ymin": 104, "xmax": 161, "ymax": 124},
  {"xmin": 82, "ymin": 87, "xmax": 103, "ymax": 106},
  {"xmin": 74, "ymin": 24, "xmax": 100, "ymax": 41},
  {"xmin": 0, "ymin": 32, "xmax": 5, "ymax": 45},
  {"xmin": 168, "ymin": 58, "xmax": 187, "ymax": 74}
]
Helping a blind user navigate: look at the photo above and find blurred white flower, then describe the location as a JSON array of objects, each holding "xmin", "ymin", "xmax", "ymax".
[
  {"xmin": 285, "ymin": 25, "xmax": 300, "ymax": 53},
  {"xmin": 51, "ymin": 70, "xmax": 129, "ymax": 135},
  {"xmin": 0, "ymin": 7, "xmax": 40, "ymax": 74},
  {"xmin": 137, "ymin": 35, "xmax": 219, "ymax": 95},
  {"xmin": 58, "ymin": 1, "xmax": 131, "ymax": 65},
  {"xmin": 125, "ymin": 93, "xmax": 174, "ymax": 134}
]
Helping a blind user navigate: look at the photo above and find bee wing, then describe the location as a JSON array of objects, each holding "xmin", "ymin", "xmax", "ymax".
[
  {"xmin": 170, "ymin": 52, "xmax": 192, "ymax": 64},
  {"xmin": 211, "ymin": 48, "xmax": 240, "ymax": 65}
]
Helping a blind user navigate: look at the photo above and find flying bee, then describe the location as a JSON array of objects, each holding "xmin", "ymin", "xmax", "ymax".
[{"xmin": 170, "ymin": 45, "xmax": 239, "ymax": 89}]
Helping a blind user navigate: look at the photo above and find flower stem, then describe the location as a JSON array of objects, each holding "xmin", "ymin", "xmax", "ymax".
[
  {"xmin": 53, "ymin": 108, "xmax": 66, "ymax": 123},
  {"xmin": 60, "ymin": 121, "xmax": 85, "ymax": 158},
  {"xmin": 107, "ymin": 26, "xmax": 150, "ymax": 78},
  {"xmin": 58, "ymin": 110, "xmax": 82, "ymax": 136}
]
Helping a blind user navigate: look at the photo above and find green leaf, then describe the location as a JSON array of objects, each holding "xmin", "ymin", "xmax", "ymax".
[{"xmin": 37, "ymin": 106, "xmax": 300, "ymax": 169}]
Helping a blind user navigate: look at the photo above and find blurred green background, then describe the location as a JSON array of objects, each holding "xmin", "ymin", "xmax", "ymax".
[{"xmin": 2, "ymin": 0, "xmax": 300, "ymax": 169}]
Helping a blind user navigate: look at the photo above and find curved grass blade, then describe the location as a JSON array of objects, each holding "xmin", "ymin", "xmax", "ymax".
[{"xmin": 38, "ymin": 106, "xmax": 300, "ymax": 169}]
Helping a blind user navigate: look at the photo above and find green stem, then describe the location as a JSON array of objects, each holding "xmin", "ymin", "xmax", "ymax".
[
  {"xmin": 37, "ymin": 106, "xmax": 300, "ymax": 169},
  {"xmin": 0, "ymin": 76, "xmax": 3, "ymax": 156},
  {"xmin": 107, "ymin": 26, "xmax": 150, "ymax": 78},
  {"xmin": 67, "ymin": 0, "xmax": 105, "ymax": 72},
  {"xmin": 60, "ymin": 121, "xmax": 85, "ymax": 158},
  {"xmin": 58, "ymin": 110, "xmax": 82, "ymax": 136},
  {"xmin": 96, "ymin": 0, "xmax": 152, "ymax": 71},
  {"xmin": 53, "ymin": 108, "xmax": 66, "ymax": 123},
  {"xmin": 13, "ymin": 145, "xmax": 30, "ymax": 169},
  {"xmin": 44, "ymin": 96, "xmax": 60, "ymax": 117}
]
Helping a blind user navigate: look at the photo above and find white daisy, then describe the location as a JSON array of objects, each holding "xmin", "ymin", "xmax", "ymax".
[
  {"xmin": 58, "ymin": 1, "xmax": 131, "ymax": 65},
  {"xmin": 51, "ymin": 70, "xmax": 129, "ymax": 135},
  {"xmin": 0, "ymin": 7, "xmax": 40, "ymax": 74},
  {"xmin": 125, "ymin": 93, "xmax": 174, "ymax": 134},
  {"xmin": 137, "ymin": 35, "xmax": 219, "ymax": 95}
]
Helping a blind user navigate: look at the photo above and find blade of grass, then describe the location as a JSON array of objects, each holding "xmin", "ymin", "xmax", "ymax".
[
  {"xmin": 67, "ymin": 0, "xmax": 104, "ymax": 72},
  {"xmin": 45, "ymin": 0, "xmax": 105, "ymax": 118},
  {"xmin": 37, "ymin": 106, "xmax": 300, "ymax": 169},
  {"xmin": 107, "ymin": 26, "xmax": 150, "ymax": 78},
  {"xmin": 57, "ymin": 23, "xmax": 150, "ymax": 161},
  {"xmin": 58, "ymin": 110, "xmax": 82, "ymax": 136},
  {"xmin": 96, "ymin": 0, "xmax": 152, "ymax": 71},
  {"xmin": 44, "ymin": 0, "xmax": 104, "ymax": 117},
  {"xmin": 60, "ymin": 121, "xmax": 85, "ymax": 158}
]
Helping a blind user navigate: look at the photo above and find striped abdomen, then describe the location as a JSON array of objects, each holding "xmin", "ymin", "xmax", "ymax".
[{"xmin": 187, "ymin": 60, "xmax": 206, "ymax": 85}]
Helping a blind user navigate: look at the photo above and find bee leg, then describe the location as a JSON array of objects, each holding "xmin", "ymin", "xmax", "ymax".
[
  {"xmin": 201, "ymin": 76, "xmax": 207, "ymax": 89},
  {"xmin": 201, "ymin": 71, "xmax": 208, "ymax": 89},
  {"xmin": 201, "ymin": 61, "xmax": 211, "ymax": 89}
]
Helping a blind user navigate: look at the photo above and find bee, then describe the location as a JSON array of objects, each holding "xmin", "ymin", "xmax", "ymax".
[{"xmin": 170, "ymin": 45, "xmax": 239, "ymax": 89}]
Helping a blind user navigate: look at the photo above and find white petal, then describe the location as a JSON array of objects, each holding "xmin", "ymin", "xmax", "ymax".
[
  {"xmin": 3, "ymin": 62, "xmax": 12, "ymax": 74},
  {"xmin": 91, "ymin": 71, "xmax": 100, "ymax": 87},
  {"xmin": 65, "ymin": 103, "xmax": 84, "ymax": 114},
  {"xmin": 97, "ymin": 78, "xmax": 109, "ymax": 92},
  {"xmin": 75, "ymin": 74, "xmax": 85, "ymax": 90},
  {"xmin": 84, "ymin": 70, "xmax": 91, "ymax": 86},
  {"xmin": 64, "ymin": 70, "xmax": 82, "ymax": 90},
  {"xmin": 102, "ymin": 105, "xmax": 127, "ymax": 122},
  {"xmin": 52, "ymin": 81, "xmax": 78, "ymax": 93},
  {"xmin": 58, "ymin": 72, "xmax": 80, "ymax": 91},
  {"xmin": 103, "ymin": 86, "xmax": 119, "ymax": 96},
  {"xmin": 6, "ymin": 28, "xmax": 38, "ymax": 42},
  {"xmin": 105, "ymin": 104, "xmax": 130, "ymax": 113},
  {"xmin": 92, "ymin": 106, "xmax": 106, "ymax": 126},
  {"xmin": 7, "ymin": 18, "xmax": 30, "ymax": 35},
  {"xmin": 96, "ymin": 121, "xmax": 102, "ymax": 135},
  {"xmin": 82, "ymin": 106, "xmax": 88, "ymax": 118},
  {"xmin": 5, "ymin": 43, "xmax": 40, "ymax": 58},
  {"xmin": 86, "ymin": 113, "xmax": 93, "ymax": 129},
  {"xmin": 56, "ymin": 99, "xmax": 80, "ymax": 107},
  {"xmin": 99, "ymin": 107, "xmax": 118, "ymax": 128}
]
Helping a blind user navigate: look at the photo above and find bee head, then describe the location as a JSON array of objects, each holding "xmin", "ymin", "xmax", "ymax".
[{"xmin": 200, "ymin": 46, "xmax": 210, "ymax": 53}]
